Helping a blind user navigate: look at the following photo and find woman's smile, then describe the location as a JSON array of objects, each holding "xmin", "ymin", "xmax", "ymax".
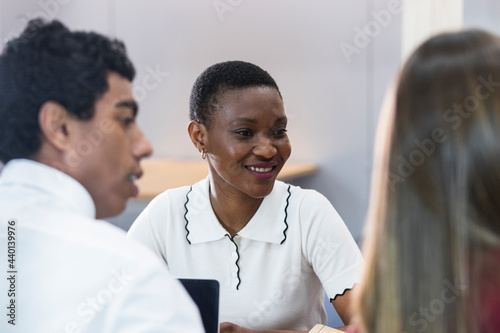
[{"xmin": 204, "ymin": 86, "xmax": 291, "ymax": 199}]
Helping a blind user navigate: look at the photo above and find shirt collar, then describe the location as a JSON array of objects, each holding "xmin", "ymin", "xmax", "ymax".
[
  {"xmin": 184, "ymin": 177, "xmax": 291, "ymax": 245},
  {"xmin": 0, "ymin": 159, "xmax": 96, "ymax": 218}
]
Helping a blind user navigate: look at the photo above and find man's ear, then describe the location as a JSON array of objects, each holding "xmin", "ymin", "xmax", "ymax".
[
  {"xmin": 38, "ymin": 101, "xmax": 71, "ymax": 151},
  {"xmin": 187, "ymin": 120, "xmax": 208, "ymax": 153}
]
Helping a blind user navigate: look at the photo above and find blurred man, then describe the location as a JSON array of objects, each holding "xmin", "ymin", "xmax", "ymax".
[{"xmin": 0, "ymin": 19, "xmax": 203, "ymax": 332}]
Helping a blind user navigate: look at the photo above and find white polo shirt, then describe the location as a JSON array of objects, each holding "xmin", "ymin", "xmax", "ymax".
[
  {"xmin": 0, "ymin": 159, "xmax": 204, "ymax": 333},
  {"xmin": 128, "ymin": 177, "xmax": 363, "ymax": 330}
]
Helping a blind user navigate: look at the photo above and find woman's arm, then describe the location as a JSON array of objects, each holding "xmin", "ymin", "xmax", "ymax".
[
  {"xmin": 220, "ymin": 318, "xmax": 353, "ymax": 333},
  {"xmin": 219, "ymin": 286, "xmax": 355, "ymax": 333},
  {"xmin": 220, "ymin": 322, "xmax": 308, "ymax": 333},
  {"xmin": 330, "ymin": 288, "xmax": 354, "ymax": 326}
]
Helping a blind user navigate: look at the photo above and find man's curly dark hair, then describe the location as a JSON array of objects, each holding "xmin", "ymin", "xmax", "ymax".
[
  {"xmin": 0, "ymin": 19, "xmax": 135, "ymax": 163},
  {"xmin": 189, "ymin": 60, "xmax": 282, "ymax": 129}
]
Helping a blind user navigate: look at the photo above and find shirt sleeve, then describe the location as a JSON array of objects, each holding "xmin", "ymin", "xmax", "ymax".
[
  {"xmin": 127, "ymin": 194, "xmax": 169, "ymax": 267},
  {"xmin": 300, "ymin": 190, "xmax": 364, "ymax": 300}
]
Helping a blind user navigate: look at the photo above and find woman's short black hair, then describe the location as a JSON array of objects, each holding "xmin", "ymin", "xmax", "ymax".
[
  {"xmin": 0, "ymin": 19, "xmax": 135, "ymax": 163},
  {"xmin": 189, "ymin": 60, "xmax": 282, "ymax": 128}
]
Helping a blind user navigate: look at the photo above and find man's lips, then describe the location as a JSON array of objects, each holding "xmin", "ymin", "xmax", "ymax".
[
  {"xmin": 129, "ymin": 170, "xmax": 143, "ymax": 182},
  {"xmin": 128, "ymin": 170, "xmax": 143, "ymax": 197}
]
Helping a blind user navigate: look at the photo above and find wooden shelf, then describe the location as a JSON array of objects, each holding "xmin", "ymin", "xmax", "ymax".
[{"xmin": 134, "ymin": 159, "xmax": 317, "ymax": 200}]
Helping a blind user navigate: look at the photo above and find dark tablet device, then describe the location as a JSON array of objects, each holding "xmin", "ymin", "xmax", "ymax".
[{"xmin": 179, "ymin": 278, "xmax": 220, "ymax": 333}]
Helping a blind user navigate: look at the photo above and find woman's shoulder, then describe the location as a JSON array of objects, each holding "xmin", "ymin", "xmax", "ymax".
[
  {"xmin": 275, "ymin": 180, "xmax": 332, "ymax": 207},
  {"xmin": 272, "ymin": 181, "xmax": 345, "ymax": 231}
]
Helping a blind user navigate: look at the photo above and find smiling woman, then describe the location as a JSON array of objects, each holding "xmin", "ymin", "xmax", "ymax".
[
  {"xmin": 128, "ymin": 61, "xmax": 363, "ymax": 333},
  {"xmin": 194, "ymin": 85, "xmax": 291, "ymax": 231}
]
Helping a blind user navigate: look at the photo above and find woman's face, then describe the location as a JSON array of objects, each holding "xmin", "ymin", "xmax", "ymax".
[{"xmin": 205, "ymin": 86, "xmax": 291, "ymax": 199}]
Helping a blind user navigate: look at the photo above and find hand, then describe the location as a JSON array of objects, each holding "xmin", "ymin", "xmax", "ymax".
[
  {"xmin": 220, "ymin": 322, "xmax": 254, "ymax": 333},
  {"xmin": 220, "ymin": 322, "xmax": 308, "ymax": 333}
]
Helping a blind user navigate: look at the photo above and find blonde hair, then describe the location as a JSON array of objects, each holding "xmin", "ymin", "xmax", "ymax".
[{"xmin": 355, "ymin": 29, "xmax": 500, "ymax": 333}]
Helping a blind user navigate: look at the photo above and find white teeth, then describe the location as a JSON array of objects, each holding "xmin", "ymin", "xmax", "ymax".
[
  {"xmin": 129, "ymin": 175, "xmax": 137, "ymax": 181},
  {"xmin": 249, "ymin": 166, "xmax": 273, "ymax": 173}
]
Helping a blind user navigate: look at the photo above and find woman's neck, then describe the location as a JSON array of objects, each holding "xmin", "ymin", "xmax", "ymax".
[{"xmin": 209, "ymin": 182, "xmax": 264, "ymax": 237}]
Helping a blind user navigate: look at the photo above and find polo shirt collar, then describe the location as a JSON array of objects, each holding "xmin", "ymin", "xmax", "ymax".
[
  {"xmin": 184, "ymin": 177, "xmax": 291, "ymax": 245},
  {"xmin": 0, "ymin": 159, "xmax": 96, "ymax": 218}
]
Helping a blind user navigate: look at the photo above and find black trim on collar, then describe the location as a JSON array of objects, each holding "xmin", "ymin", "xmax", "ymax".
[
  {"xmin": 225, "ymin": 234, "xmax": 241, "ymax": 290},
  {"xmin": 183, "ymin": 185, "xmax": 193, "ymax": 245},
  {"xmin": 280, "ymin": 185, "xmax": 291, "ymax": 245},
  {"xmin": 182, "ymin": 181, "xmax": 294, "ymax": 289}
]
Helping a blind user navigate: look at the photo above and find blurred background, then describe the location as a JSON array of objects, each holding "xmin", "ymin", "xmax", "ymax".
[{"xmin": 1, "ymin": 0, "xmax": 499, "ymax": 326}]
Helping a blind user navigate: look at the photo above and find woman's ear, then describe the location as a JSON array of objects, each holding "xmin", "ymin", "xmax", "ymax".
[
  {"xmin": 38, "ymin": 101, "xmax": 71, "ymax": 151},
  {"xmin": 187, "ymin": 120, "xmax": 208, "ymax": 153}
]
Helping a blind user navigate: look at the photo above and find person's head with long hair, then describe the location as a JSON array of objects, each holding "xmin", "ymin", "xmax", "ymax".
[{"xmin": 354, "ymin": 29, "xmax": 500, "ymax": 333}]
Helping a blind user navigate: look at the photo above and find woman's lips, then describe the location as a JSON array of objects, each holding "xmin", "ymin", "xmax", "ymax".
[
  {"xmin": 248, "ymin": 166, "xmax": 273, "ymax": 173},
  {"xmin": 245, "ymin": 163, "xmax": 277, "ymax": 179}
]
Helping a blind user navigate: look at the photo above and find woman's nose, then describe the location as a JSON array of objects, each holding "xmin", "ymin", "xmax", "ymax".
[{"xmin": 253, "ymin": 136, "xmax": 277, "ymax": 159}]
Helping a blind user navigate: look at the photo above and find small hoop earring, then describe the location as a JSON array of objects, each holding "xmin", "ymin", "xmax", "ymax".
[{"xmin": 201, "ymin": 150, "xmax": 207, "ymax": 159}]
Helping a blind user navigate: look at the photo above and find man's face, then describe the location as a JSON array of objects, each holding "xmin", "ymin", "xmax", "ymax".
[{"xmin": 66, "ymin": 72, "xmax": 152, "ymax": 218}]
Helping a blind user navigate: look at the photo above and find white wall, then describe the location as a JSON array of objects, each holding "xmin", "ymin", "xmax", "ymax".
[
  {"xmin": 402, "ymin": 0, "xmax": 463, "ymax": 60},
  {"xmin": 0, "ymin": 0, "xmax": 404, "ymax": 240},
  {"xmin": 464, "ymin": 0, "xmax": 500, "ymax": 34}
]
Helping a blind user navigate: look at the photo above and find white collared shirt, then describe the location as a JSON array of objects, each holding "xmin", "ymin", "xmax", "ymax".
[
  {"xmin": 129, "ymin": 177, "xmax": 363, "ymax": 330},
  {"xmin": 0, "ymin": 159, "xmax": 204, "ymax": 333}
]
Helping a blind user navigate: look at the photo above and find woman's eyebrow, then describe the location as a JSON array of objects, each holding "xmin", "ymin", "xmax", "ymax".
[
  {"xmin": 229, "ymin": 117, "xmax": 257, "ymax": 125},
  {"xmin": 229, "ymin": 116, "xmax": 288, "ymax": 125}
]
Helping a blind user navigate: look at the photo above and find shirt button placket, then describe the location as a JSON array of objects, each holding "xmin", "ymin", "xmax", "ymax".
[{"xmin": 227, "ymin": 235, "xmax": 240, "ymax": 290}]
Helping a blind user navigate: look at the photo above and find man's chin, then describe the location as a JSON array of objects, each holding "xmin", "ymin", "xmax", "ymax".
[{"xmin": 95, "ymin": 200, "xmax": 127, "ymax": 220}]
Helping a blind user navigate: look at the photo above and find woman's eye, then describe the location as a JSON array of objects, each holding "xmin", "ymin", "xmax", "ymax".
[
  {"xmin": 235, "ymin": 130, "xmax": 252, "ymax": 137},
  {"xmin": 275, "ymin": 128, "xmax": 287, "ymax": 135}
]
